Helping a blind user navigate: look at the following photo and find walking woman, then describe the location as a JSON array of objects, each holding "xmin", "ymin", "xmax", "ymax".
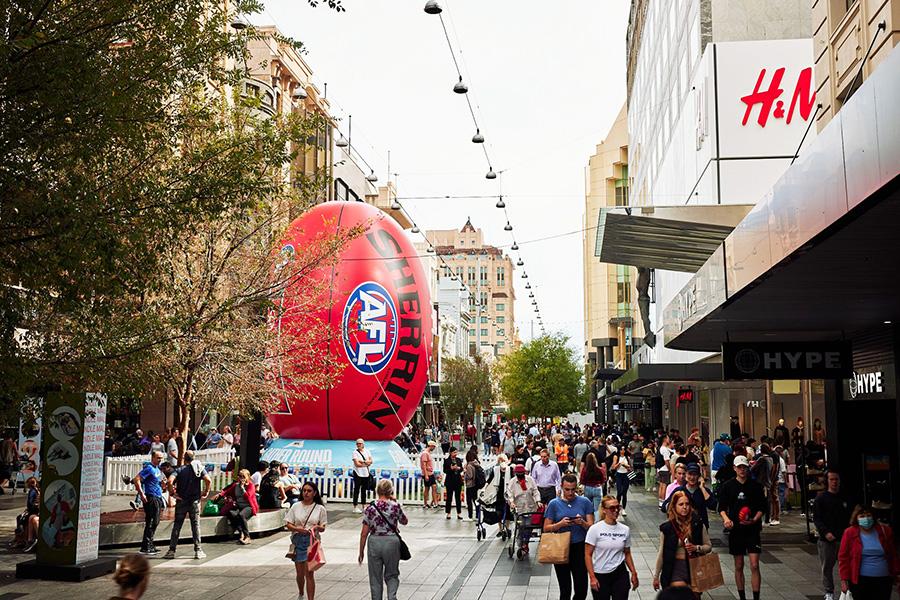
[
  {"xmin": 611, "ymin": 447, "xmax": 632, "ymax": 518},
  {"xmin": 285, "ymin": 481, "xmax": 327, "ymax": 600},
  {"xmin": 486, "ymin": 454, "xmax": 513, "ymax": 536},
  {"xmin": 838, "ymin": 505, "xmax": 900, "ymax": 600},
  {"xmin": 544, "ymin": 473, "xmax": 595, "ymax": 600},
  {"xmin": 359, "ymin": 479, "xmax": 408, "ymax": 600},
  {"xmin": 464, "ymin": 446, "xmax": 481, "ymax": 522},
  {"xmin": 110, "ymin": 553, "xmax": 150, "ymax": 600},
  {"xmin": 443, "ymin": 446, "xmax": 464, "ymax": 520},
  {"xmin": 643, "ymin": 442, "xmax": 657, "ymax": 492},
  {"xmin": 213, "ymin": 468, "xmax": 258, "ymax": 545},
  {"xmin": 579, "ymin": 452, "xmax": 606, "ymax": 521},
  {"xmin": 652, "ymin": 490, "xmax": 712, "ymax": 597},
  {"xmin": 584, "ymin": 496, "xmax": 639, "ymax": 600}
]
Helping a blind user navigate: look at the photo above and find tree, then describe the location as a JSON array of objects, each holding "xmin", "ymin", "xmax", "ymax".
[
  {"xmin": 0, "ymin": 0, "xmax": 347, "ymax": 421},
  {"xmin": 440, "ymin": 355, "xmax": 493, "ymax": 424},
  {"xmin": 497, "ymin": 334, "xmax": 585, "ymax": 418}
]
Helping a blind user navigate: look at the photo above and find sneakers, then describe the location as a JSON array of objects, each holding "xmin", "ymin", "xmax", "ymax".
[
  {"xmin": 620, "ymin": 509, "xmax": 627, "ymax": 517},
  {"xmin": 163, "ymin": 550, "xmax": 176, "ymax": 559},
  {"xmin": 129, "ymin": 501, "xmax": 138, "ymax": 511},
  {"xmin": 770, "ymin": 519, "xmax": 780, "ymax": 525},
  {"xmin": 22, "ymin": 540, "xmax": 36, "ymax": 553},
  {"xmin": 824, "ymin": 593, "xmax": 834, "ymax": 600},
  {"xmin": 194, "ymin": 550, "xmax": 206, "ymax": 560},
  {"xmin": 353, "ymin": 507, "xmax": 362, "ymax": 513},
  {"xmin": 139, "ymin": 549, "xmax": 159, "ymax": 556}
]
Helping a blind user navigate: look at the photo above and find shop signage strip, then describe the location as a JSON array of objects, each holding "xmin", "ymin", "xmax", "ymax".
[{"xmin": 722, "ymin": 341, "xmax": 852, "ymax": 380}]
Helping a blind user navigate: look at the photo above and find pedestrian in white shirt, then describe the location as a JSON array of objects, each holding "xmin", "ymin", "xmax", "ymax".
[{"xmin": 352, "ymin": 438, "xmax": 373, "ymax": 513}]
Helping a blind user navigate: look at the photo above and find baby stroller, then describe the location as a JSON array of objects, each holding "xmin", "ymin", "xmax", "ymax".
[
  {"xmin": 508, "ymin": 507, "xmax": 544, "ymax": 560},
  {"xmin": 476, "ymin": 485, "xmax": 510, "ymax": 542}
]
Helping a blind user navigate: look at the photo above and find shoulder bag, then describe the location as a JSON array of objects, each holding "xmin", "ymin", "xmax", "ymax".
[
  {"xmin": 537, "ymin": 529, "xmax": 571, "ymax": 564},
  {"xmin": 306, "ymin": 505, "xmax": 326, "ymax": 572},
  {"xmin": 371, "ymin": 501, "xmax": 411, "ymax": 560}
]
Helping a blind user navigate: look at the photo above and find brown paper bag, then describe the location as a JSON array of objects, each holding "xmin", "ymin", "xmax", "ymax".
[
  {"xmin": 537, "ymin": 531, "xmax": 571, "ymax": 564},
  {"xmin": 689, "ymin": 552, "xmax": 725, "ymax": 593}
]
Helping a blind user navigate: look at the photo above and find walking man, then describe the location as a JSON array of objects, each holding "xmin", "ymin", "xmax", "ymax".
[
  {"xmin": 718, "ymin": 455, "xmax": 767, "ymax": 600},
  {"xmin": 530, "ymin": 448, "xmax": 561, "ymax": 505},
  {"xmin": 812, "ymin": 470, "xmax": 850, "ymax": 600},
  {"xmin": 133, "ymin": 450, "xmax": 166, "ymax": 555},
  {"xmin": 164, "ymin": 450, "xmax": 211, "ymax": 559}
]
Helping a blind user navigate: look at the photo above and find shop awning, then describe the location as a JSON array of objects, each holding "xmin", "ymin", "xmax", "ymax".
[
  {"xmin": 594, "ymin": 205, "xmax": 752, "ymax": 273},
  {"xmin": 611, "ymin": 362, "xmax": 724, "ymax": 394},
  {"xmin": 664, "ymin": 45, "xmax": 900, "ymax": 351}
]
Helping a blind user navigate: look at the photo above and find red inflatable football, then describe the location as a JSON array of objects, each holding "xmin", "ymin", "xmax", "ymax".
[
  {"xmin": 738, "ymin": 506, "xmax": 752, "ymax": 522},
  {"xmin": 268, "ymin": 202, "xmax": 432, "ymax": 440}
]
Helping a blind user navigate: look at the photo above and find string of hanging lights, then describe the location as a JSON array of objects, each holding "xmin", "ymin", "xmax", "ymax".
[{"xmin": 423, "ymin": 0, "xmax": 545, "ymax": 336}]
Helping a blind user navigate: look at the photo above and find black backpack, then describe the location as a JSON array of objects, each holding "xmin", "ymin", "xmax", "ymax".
[{"xmin": 473, "ymin": 464, "xmax": 486, "ymax": 490}]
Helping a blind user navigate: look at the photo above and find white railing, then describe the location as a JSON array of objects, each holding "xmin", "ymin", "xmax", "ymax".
[
  {"xmin": 405, "ymin": 452, "xmax": 498, "ymax": 471},
  {"xmin": 300, "ymin": 468, "xmax": 484, "ymax": 505},
  {"xmin": 104, "ymin": 448, "xmax": 236, "ymax": 496}
]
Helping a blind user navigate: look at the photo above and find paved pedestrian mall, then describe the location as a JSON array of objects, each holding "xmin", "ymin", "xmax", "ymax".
[{"xmin": 0, "ymin": 489, "xmax": 894, "ymax": 599}]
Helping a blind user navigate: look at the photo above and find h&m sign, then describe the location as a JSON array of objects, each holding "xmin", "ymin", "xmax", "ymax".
[{"xmin": 722, "ymin": 342, "xmax": 852, "ymax": 380}]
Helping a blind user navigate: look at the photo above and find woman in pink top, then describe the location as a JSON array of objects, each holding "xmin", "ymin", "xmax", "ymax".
[{"xmin": 420, "ymin": 440, "xmax": 439, "ymax": 508}]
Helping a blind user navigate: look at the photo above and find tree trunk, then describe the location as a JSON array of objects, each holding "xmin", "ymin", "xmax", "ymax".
[{"xmin": 173, "ymin": 373, "xmax": 194, "ymax": 465}]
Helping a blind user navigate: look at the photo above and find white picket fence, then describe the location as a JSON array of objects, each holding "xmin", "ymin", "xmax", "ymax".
[{"xmin": 104, "ymin": 448, "xmax": 236, "ymax": 496}]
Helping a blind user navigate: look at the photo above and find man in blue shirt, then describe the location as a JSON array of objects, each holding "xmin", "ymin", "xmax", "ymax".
[
  {"xmin": 543, "ymin": 473, "xmax": 595, "ymax": 600},
  {"xmin": 710, "ymin": 433, "xmax": 732, "ymax": 484},
  {"xmin": 133, "ymin": 450, "xmax": 165, "ymax": 555}
]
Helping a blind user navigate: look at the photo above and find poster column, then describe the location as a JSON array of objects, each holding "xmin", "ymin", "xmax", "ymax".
[{"xmin": 17, "ymin": 392, "xmax": 116, "ymax": 581}]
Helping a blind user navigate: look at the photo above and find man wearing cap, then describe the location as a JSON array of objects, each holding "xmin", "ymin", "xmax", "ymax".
[
  {"xmin": 710, "ymin": 433, "xmax": 732, "ymax": 488},
  {"xmin": 718, "ymin": 454, "xmax": 767, "ymax": 600},
  {"xmin": 420, "ymin": 440, "xmax": 439, "ymax": 508},
  {"xmin": 662, "ymin": 462, "xmax": 717, "ymax": 528}
]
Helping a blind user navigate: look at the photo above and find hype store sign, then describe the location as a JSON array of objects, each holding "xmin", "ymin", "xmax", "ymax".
[{"xmin": 714, "ymin": 38, "xmax": 816, "ymax": 159}]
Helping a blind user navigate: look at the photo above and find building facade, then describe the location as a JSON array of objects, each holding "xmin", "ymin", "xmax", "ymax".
[
  {"xmin": 426, "ymin": 220, "xmax": 516, "ymax": 357},
  {"xmin": 583, "ymin": 106, "xmax": 642, "ymax": 418}
]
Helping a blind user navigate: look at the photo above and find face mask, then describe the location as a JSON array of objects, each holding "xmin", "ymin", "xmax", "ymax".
[
  {"xmin": 858, "ymin": 517, "xmax": 874, "ymax": 529},
  {"xmin": 516, "ymin": 474, "xmax": 525, "ymax": 480}
]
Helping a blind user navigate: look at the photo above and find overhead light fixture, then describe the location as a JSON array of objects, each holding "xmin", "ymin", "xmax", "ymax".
[
  {"xmin": 335, "ymin": 135, "xmax": 348, "ymax": 148},
  {"xmin": 496, "ymin": 197, "xmax": 505, "ymax": 209},
  {"xmin": 366, "ymin": 170, "xmax": 378, "ymax": 183},
  {"xmin": 390, "ymin": 200, "xmax": 401, "ymax": 210},
  {"xmin": 472, "ymin": 129, "xmax": 485, "ymax": 144},
  {"xmin": 522, "ymin": 272, "xmax": 528, "ymax": 279},
  {"xmin": 453, "ymin": 77, "xmax": 468, "ymax": 94},
  {"xmin": 424, "ymin": 0, "xmax": 442, "ymax": 14},
  {"xmin": 516, "ymin": 259, "xmax": 524, "ymax": 266},
  {"xmin": 528, "ymin": 292, "xmax": 534, "ymax": 298},
  {"xmin": 504, "ymin": 222, "xmax": 513, "ymax": 232},
  {"xmin": 230, "ymin": 16, "xmax": 248, "ymax": 30},
  {"xmin": 532, "ymin": 300, "xmax": 537, "ymax": 305},
  {"xmin": 427, "ymin": 247, "xmax": 434, "ymax": 253},
  {"xmin": 485, "ymin": 168, "xmax": 497, "ymax": 180},
  {"xmin": 292, "ymin": 87, "xmax": 308, "ymax": 100},
  {"xmin": 885, "ymin": 320, "xmax": 893, "ymax": 324},
  {"xmin": 525, "ymin": 283, "xmax": 531, "ymax": 289},
  {"xmin": 411, "ymin": 225, "xmax": 420, "ymax": 234},
  {"xmin": 511, "ymin": 242, "xmax": 519, "ymax": 250}
]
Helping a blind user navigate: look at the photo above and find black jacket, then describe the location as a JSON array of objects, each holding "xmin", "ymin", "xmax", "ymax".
[
  {"xmin": 659, "ymin": 519, "xmax": 705, "ymax": 588},
  {"xmin": 813, "ymin": 491, "xmax": 850, "ymax": 540}
]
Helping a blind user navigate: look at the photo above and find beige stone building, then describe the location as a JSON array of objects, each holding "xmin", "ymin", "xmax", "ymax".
[
  {"xmin": 812, "ymin": 0, "xmax": 899, "ymax": 130},
  {"xmin": 582, "ymin": 106, "xmax": 643, "ymax": 408},
  {"xmin": 426, "ymin": 220, "xmax": 516, "ymax": 357}
]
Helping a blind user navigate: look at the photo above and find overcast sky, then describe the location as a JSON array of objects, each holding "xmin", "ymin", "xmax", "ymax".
[{"xmin": 255, "ymin": 0, "xmax": 630, "ymax": 352}]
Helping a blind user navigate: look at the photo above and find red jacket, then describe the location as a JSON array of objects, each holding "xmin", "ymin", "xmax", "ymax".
[
  {"xmin": 221, "ymin": 481, "xmax": 259, "ymax": 516},
  {"xmin": 838, "ymin": 524, "xmax": 900, "ymax": 584}
]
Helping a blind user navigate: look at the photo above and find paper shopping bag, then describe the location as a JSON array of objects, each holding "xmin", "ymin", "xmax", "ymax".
[
  {"xmin": 308, "ymin": 537, "xmax": 326, "ymax": 572},
  {"xmin": 689, "ymin": 552, "xmax": 725, "ymax": 593},
  {"xmin": 537, "ymin": 531, "xmax": 571, "ymax": 564}
]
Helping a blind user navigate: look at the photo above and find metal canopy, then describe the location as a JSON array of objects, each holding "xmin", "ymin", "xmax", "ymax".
[
  {"xmin": 594, "ymin": 205, "xmax": 752, "ymax": 273},
  {"xmin": 611, "ymin": 362, "xmax": 724, "ymax": 394}
]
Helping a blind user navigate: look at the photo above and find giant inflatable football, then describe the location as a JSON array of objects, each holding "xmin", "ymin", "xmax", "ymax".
[{"xmin": 268, "ymin": 202, "xmax": 432, "ymax": 440}]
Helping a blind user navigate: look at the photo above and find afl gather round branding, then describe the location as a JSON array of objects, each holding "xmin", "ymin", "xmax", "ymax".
[{"xmin": 342, "ymin": 281, "xmax": 398, "ymax": 374}]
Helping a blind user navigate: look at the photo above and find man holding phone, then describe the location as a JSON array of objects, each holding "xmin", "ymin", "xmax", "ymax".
[{"xmin": 543, "ymin": 473, "xmax": 595, "ymax": 600}]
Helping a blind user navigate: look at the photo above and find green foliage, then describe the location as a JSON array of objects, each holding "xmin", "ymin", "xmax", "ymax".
[
  {"xmin": 497, "ymin": 334, "xmax": 585, "ymax": 418},
  {"xmin": 440, "ymin": 355, "xmax": 493, "ymax": 424},
  {"xmin": 0, "ymin": 0, "xmax": 347, "ymax": 416}
]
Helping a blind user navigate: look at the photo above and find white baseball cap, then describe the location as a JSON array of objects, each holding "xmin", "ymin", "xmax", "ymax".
[{"xmin": 733, "ymin": 455, "xmax": 750, "ymax": 468}]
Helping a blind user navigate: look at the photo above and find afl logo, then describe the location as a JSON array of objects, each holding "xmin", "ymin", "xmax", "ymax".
[{"xmin": 342, "ymin": 281, "xmax": 398, "ymax": 374}]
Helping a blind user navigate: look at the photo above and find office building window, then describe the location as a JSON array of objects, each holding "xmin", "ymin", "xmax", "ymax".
[
  {"xmin": 467, "ymin": 266, "xmax": 476, "ymax": 283},
  {"xmin": 496, "ymin": 316, "xmax": 505, "ymax": 323},
  {"xmin": 480, "ymin": 265, "xmax": 488, "ymax": 283},
  {"xmin": 617, "ymin": 282, "xmax": 632, "ymax": 304},
  {"xmin": 496, "ymin": 303, "xmax": 505, "ymax": 312},
  {"xmin": 455, "ymin": 266, "xmax": 463, "ymax": 281},
  {"xmin": 469, "ymin": 329, "xmax": 475, "ymax": 336},
  {"xmin": 481, "ymin": 328, "xmax": 488, "ymax": 336},
  {"xmin": 480, "ymin": 316, "xmax": 488, "ymax": 324},
  {"xmin": 497, "ymin": 328, "xmax": 505, "ymax": 337},
  {"xmin": 480, "ymin": 291, "xmax": 488, "ymax": 307},
  {"xmin": 496, "ymin": 266, "xmax": 505, "ymax": 285},
  {"xmin": 497, "ymin": 341, "xmax": 505, "ymax": 349}
]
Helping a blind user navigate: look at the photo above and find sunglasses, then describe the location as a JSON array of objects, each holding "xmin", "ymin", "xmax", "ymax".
[{"xmin": 603, "ymin": 505, "xmax": 621, "ymax": 511}]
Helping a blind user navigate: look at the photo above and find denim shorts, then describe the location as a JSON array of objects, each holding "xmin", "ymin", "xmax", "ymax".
[{"xmin": 291, "ymin": 532, "xmax": 311, "ymax": 563}]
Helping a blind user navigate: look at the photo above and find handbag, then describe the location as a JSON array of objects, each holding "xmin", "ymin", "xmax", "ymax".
[
  {"xmin": 537, "ymin": 531, "xmax": 571, "ymax": 564},
  {"xmin": 202, "ymin": 499, "xmax": 220, "ymax": 516},
  {"xmin": 308, "ymin": 535, "xmax": 326, "ymax": 571},
  {"xmin": 688, "ymin": 551, "xmax": 725, "ymax": 593},
  {"xmin": 371, "ymin": 501, "xmax": 411, "ymax": 561}
]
